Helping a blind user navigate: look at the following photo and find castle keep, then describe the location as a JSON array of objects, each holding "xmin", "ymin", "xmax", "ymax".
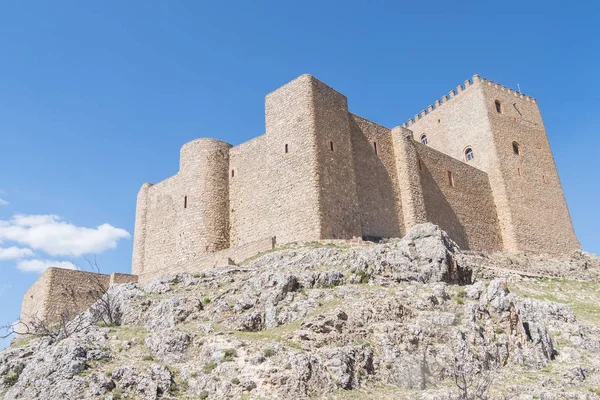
[
  {"xmin": 19, "ymin": 73, "xmax": 581, "ymax": 324},
  {"xmin": 132, "ymin": 74, "xmax": 579, "ymax": 282}
]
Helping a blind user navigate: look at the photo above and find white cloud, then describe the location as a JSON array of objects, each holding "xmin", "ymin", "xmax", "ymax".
[
  {"xmin": 0, "ymin": 214, "xmax": 130, "ymax": 257},
  {"xmin": 0, "ymin": 198, "xmax": 8, "ymax": 206},
  {"xmin": 17, "ymin": 259, "xmax": 78, "ymax": 273},
  {"xmin": 0, "ymin": 246, "xmax": 34, "ymax": 260}
]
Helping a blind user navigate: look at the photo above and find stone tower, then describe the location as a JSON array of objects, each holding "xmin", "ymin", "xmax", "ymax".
[{"xmin": 405, "ymin": 75, "xmax": 579, "ymax": 255}]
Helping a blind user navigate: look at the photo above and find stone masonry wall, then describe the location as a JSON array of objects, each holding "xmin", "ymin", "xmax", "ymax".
[
  {"xmin": 19, "ymin": 270, "xmax": 53, "ymax": 327},
  {"xmin": 263, "ymin": 74, "xmax": 323, "ymax": 243},
  {"xmin": 229, "ymin": 135, "xmax": 271, "ymax": 247},
  {"xmin": 138, "ymin": 236, "xmax": 276, "ymax": 283},
  {"xmin": 350, "ymin": 115, "xmax": 403, "ymax": 239},
  {"xmin": 313, "ymin": 79, "xmax": 362, "ymax": 240},
  {"xmin": 20, "ymin": 268, "xmax": 138, "ymax": 331},
  {"xmin": 177, "ymin": 139, "xmax": 232, "ymax": 263},
  {"xmin": 479, "ymin": 81, "xmax": 580, "ymax": 254},
  {"xmin": 141, "ymin": 176, "xmax": 178, "ymax": 275},
  {"xmin": 415, "ymin": 141, "xmax": 503, "ymax": 252},
  {"xmin": 392, "ymin": 127, "xmax": 428, "ymax": 233}
]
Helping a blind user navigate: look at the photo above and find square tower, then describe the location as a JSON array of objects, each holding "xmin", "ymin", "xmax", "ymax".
[{"xmin": 406, "ymin": 75, "xmax": 579, "ymax": 255}]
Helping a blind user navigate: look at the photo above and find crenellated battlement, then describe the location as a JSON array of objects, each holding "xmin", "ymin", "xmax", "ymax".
[{"xmin": 402, "ymin": 75, "xmax": 537, "ymax": 128}]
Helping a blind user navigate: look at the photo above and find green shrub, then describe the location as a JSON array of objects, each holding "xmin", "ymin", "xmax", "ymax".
[
  {"xmin": 142, "ymin": 355, "xmax": 154, "ymax": 361},
  {"xmin": 203, "ymin": 361, "xmax": 217, "ymax": 374},
  {"xmin": 223, "ymin": 349, "xmax": 237, "ymax": 362},
  {"xmin": 3, "ymin": 364, "xmax": 24, "ymax": 387},
  {"xmin": 199, "ymin": 390, "xmax": 210, "ymax": 399},
  {"xmin": 263, "ymin": 348, "xmax": 276, "ymax": 358},
  {"xmin": 202, "ymin": 297, "xmax": 211, "ymax": 305},
  {"xmin": 357, "ymin": 271, "xmax": 370, "ymax": 284},
  {"xmin": 111, "ymin": 387, "xmax": 124, "ymax": 400},
  {"xmin": 231, "ymin": 377, "xmax": 240, "ymax": 385}
]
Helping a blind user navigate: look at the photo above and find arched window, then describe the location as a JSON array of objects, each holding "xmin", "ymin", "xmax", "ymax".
[
  {"xmin": 495, "ymin": 100, "xmax": 503, "ymax": 114},
  {"xmin": 420, "ymin": 134, "xmax": 428, "ymax": 145},
  {"xmin": 285, "ymin": 144, "xmax": 289, "ymax": 153},
  {"xmin": 464, "ymin": 147, "xmax": 474, "ymax": 162},
  {"xmin": 512, "ymin": 141, "xmax": 521, "ymax": 155}
]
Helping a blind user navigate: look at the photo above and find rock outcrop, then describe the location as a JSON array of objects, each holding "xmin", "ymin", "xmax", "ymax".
[{"xmin": 1, "ymin": 224, "xmax": 599, "ymax": 399}]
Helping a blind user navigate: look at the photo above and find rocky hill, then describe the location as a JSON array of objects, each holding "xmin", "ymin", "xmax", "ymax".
[{"xmin": 1, "ymin": 224, "xmax": 600, "ymax": 400}]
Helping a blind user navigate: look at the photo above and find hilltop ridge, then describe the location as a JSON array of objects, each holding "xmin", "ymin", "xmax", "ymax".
[{"xmin": 2, "ymin": 224, "xmax": 599, "ymax": 400}]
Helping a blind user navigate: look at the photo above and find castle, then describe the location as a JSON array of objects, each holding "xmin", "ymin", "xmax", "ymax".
[
  {"xmin": 20, "ymin": 74, "xmax": 580, "ymax": 325},
  {"xmin": 131, "ymin": 73, "xmax": 579, "ymax": 282}
]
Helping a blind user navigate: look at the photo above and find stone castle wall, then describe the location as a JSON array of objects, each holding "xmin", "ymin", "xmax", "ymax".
[
  {"xmin": 19, "ymin": 268, "xmax": 137, "ymax": 331},
  {"xmin": 131, "ymin": 73, "xmax": 579, "ymax": 281},
  {"xmin": 349, "ymin": 114, "xmax": 403, "ymax": 239},
  {"xmin": 415, "ymin": 141, "xmax": 502, "ymax": 251}
]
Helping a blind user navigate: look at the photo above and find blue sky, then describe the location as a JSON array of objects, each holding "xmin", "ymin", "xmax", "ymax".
[{"xmin": 1, "ymin": 1, "xmax": 598, "ymax": 347}]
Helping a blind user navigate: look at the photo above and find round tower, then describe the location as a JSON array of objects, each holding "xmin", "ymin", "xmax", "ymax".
[{"xmin": 176, "ymin": 138, "xmax": 232, "ymax": 265}]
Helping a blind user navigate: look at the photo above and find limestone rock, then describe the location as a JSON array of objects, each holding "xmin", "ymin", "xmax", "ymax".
[{"xmin": 1, "ymin": 224, "xmax": 599, "ymax": 399}]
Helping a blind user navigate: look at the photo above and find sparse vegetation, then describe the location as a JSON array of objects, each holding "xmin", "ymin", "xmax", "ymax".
[
  {"xmin": 357, "ymin": 270, "xmax": 370, "ymax": 284},
  {"xmin": 231, "ymin": 377, "xmax": 240, "ymax": 385},
  {"xmin": 263, "ymin": 348, "xmax": 276, "ymax": 358},
  {"xmin": 3, "ymin": 363, "xmax": 24, "ymax": 387},
  {"xmin": 453, "ymin": 296, "xmax": 465, "ymax": 305},
  {"xmin": 223, "ymin": 348, "xmax": 237, "ymax": 361},
  {"xmin": 111, "ymin": 387, "xmax": 124, "ymax": 399},
  {"xmin": 203, "ymin": 361, "xmax": 217, "ymax": 374}
]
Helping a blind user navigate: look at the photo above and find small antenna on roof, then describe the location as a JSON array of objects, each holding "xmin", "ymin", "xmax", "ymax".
[{"xmin": 517, "ymin": 83, "xmax": 521, "ymax": 93}]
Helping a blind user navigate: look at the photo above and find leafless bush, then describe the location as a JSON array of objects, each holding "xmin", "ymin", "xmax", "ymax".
[
  {"xmin": 450, "ymin": 343, "xmax": 498, "ymax": 400},
  {"xmin": 85, "ymin": 257, "xmax": 122, "ymax": 327}
]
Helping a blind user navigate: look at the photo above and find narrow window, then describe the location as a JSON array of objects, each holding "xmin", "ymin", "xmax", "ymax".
[
  {"xmin": 512, "ymin": 141, "xmax": 521, "ymax": 155},
  {"xmin": 417, "ymin": 159, "xmax": 422, "ymax": 170},
  {"xmin": 420, "ymin": 134, "xmax": 428, "ymax": 145},
  {"xmin": 536, "ymin": 140, "xmax": 542, "ymax": 149},
  {"xmin": 543, "ymin": 175, "xmax": 547, "ymax": 184},
  {"xmin": 495, "ymin": 100, "xmax": 503, "ymax": 114},
  {"xmin": 464, "ymin": 147, "xmax": 474, "ymax": 162},
  {"xmin": 438, "ymin": 119, "xmax": 441, "ymax": 123},
  {"xmin": 447, "ymin": 170, "xmax": 455, "ymax": 187},
  {"xmin": 330, "ymin": 141, "xmax": 334, "ymax": 151},
  {"xmin": 517, "ymin": 167, "xmax": 521, "ymax": 177},
  {"xmin": 285, "ymin": 144, "xmax": 288, "ymax": 153},
  {"xmin": 231, "ymin": 169, "xmax": 235, "ymax": 178},
  {"xmin": 373, "ymin": 142, "xmax": 378, "ymax": 155},
  {"xmin": 184, "ymin": 196, "xmax": 187, "ymax": 208}
]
